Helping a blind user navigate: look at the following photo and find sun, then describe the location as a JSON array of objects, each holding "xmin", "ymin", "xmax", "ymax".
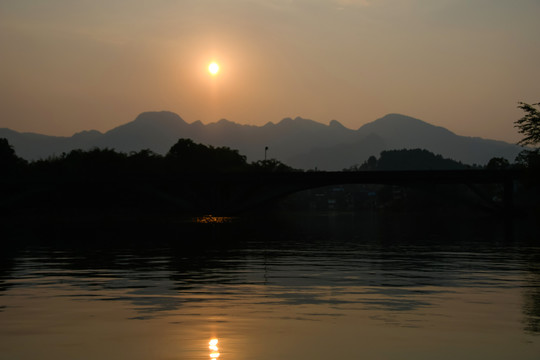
[{"xmin": 208, "ymin": 62, "xmax": 219, "ymax": 75}]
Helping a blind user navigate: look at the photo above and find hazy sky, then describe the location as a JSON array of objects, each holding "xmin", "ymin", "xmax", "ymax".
[{"xmin": 1, "ymin": 0, "xmax": 539, "ymax": 142}]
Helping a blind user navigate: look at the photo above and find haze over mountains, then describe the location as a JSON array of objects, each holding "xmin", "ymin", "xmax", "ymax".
[{"xmin": 1, "ymin": 112, "xmax": 522, "ymax": 170}]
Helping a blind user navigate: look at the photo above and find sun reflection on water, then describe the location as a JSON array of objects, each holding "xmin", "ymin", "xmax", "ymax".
[
  {"xmin": 195, "ymin": 215, "xmax": 234, "ymax": 224},
  {"xmin": 209, "ymin": 338, "xmax": 220, "ymax": 358}
]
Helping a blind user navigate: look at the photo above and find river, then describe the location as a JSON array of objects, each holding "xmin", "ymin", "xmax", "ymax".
[{"xmin": 1, "ymin": 211, "xmax": 539, "ymax": 359}]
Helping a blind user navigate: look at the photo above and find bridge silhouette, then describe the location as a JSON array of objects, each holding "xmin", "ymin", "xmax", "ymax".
[
  {"xmin": 1, "ymin": 169, "xmax": 521, "ymax": 217},
  {"xmin": 161, "ymin": 169, "xmax": 520, "ymax": 214}
]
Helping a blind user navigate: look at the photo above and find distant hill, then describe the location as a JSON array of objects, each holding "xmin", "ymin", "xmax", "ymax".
[
  {"xmin": 0, "ymin": 112, "xmax": 523, "ymax": 170},
  {"xmin": 356, "ymin": 114, "xmax": 520, "ymax": 167},
  {"xmin": 353, "ymin": 148, "xmax": 468, "ymax": 171}
]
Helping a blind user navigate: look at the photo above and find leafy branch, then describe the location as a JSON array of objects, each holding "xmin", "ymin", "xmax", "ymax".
[{"xmin": 515, "ymin": 101, "xmax": 540, "ymax": 147}]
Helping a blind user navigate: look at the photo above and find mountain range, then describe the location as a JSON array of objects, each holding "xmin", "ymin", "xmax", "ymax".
[{"xmin": 0, "ymin": 112, "xmax": 522, "ymax": 170}]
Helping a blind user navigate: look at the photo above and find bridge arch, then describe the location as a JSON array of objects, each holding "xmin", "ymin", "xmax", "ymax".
[{"xmin": 169, "ymin": 170, "xmax": 520, "ymax": 214}]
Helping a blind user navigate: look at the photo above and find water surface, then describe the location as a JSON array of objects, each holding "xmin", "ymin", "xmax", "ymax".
[{"xmin": 1, "ymin": 212, "xmax": 539, "ymax": 359}]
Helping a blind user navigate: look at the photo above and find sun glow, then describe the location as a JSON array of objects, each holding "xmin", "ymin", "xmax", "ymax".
[{"xmin": 208, "ymin": 62, "xmax": 219, "ymax": 75}]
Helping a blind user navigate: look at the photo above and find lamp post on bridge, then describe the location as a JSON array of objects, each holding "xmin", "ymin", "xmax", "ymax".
[{"xmin": 264, "ymin": 146, "xmax": 269, "ymax": 161}]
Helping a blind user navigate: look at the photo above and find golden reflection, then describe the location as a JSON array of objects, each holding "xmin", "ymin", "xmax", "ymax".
[
  {"xmin": 209, "ymin": 338, "xmax": 220, "ymax": 358},
  {"xmin": 195, "ymin": 215, "xmax": 234, "ymax": 224}
]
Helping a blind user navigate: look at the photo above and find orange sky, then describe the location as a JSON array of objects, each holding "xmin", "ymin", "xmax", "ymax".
[{"xmin": 1, "ymin": 0, "xmax": 539, "ymax": 142}]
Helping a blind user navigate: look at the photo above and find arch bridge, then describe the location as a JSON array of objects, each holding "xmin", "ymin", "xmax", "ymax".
[{"xmin": 166, "ymin": 169, "xmax": 520, "ymax": 214}]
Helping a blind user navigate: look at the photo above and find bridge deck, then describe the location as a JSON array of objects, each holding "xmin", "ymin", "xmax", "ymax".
[{"xmin": 184, "ymin": 169, "xmax": 520, "ymax": 186}]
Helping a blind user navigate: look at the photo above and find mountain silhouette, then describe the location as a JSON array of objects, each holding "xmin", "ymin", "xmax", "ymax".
[
  {"xmin": 356, "ymin": 114, "xmax": 520, "ymax": 167},
  {"xmin": 0, "ymin": 112, "xmax": 522, "ymax": 170}
]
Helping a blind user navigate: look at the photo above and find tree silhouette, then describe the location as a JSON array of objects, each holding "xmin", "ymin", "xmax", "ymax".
[
  {"xmin": 344, "ymin": 150, "xmax": 466, "ymax": 171},
  {"xmin": 514, "ymin": 102, "xmax": 540, "ymax": 176},
  {"xmin": 486, "ymin": 157, "xmax": 510, "ymax": 170},
  {"xmin": 251, "ymin": 159, "xmax": 295, "ymax": 172},
  {"xmin": 166, "ymin": 138, "xmax": 248, "ymax": 172},
  {"xmin": 515, "ymin": 150, "xmax": 540, "ymax": 168},
  {"xmin": 0, "ymin": 138, "xmax": 16, "ymax": 159},
  {"xmin": 61, "ymin": 148, "xmax": 127, "ymax": 177},
  {"xmin": 0, "ymin": 138, "xmax": 26, "ymax": 171},
  {"xmin": 127, "ymin": 149, "xmax": 163, "ymax": 175},
  {"xmin": 515, "ymin": 102, "xmax": 540, "ymax": 147}
]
